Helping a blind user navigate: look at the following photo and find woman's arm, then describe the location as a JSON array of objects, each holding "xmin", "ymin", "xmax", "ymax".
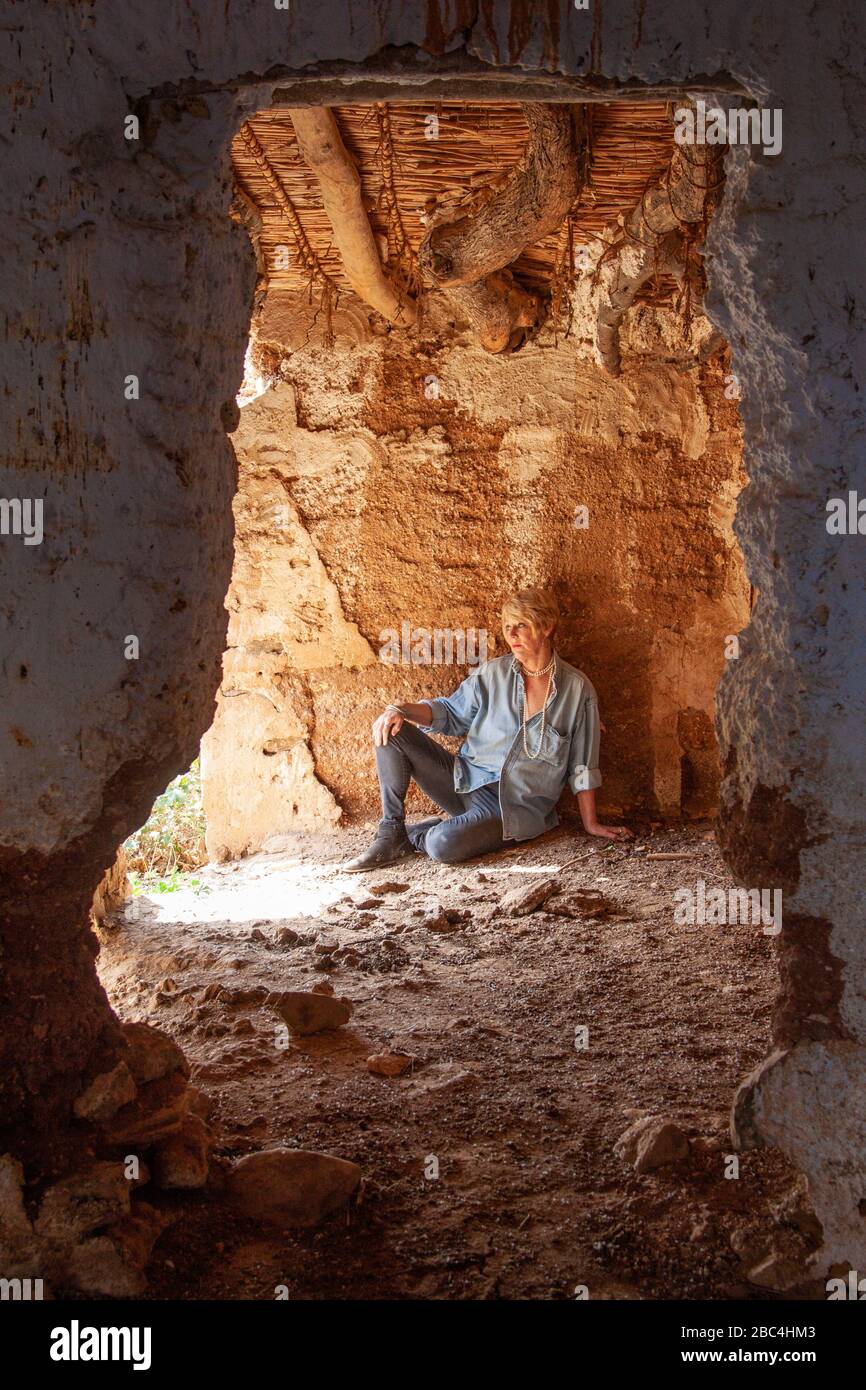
[
  {"xmin": 374, "ymin": 670, "xmax": 484, "ymax": 747},
  {"xmin": 372, "ymin": 702, "xmax": 433, "ymax": 747},
  {"xmin": 576, "ymin": 787, "xmax": 632, "ymax": 840},
  {"xmin": 569, "ymin": 691, "xmax": 631, "ymax": 839},
  {"xmin": 389, "ymin": 701, "xmax": 434, "ymax": 724}
]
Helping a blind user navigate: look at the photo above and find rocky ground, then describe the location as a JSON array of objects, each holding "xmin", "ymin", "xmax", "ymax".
[{"xmin": 94, "ymin": 820, "xmax": 809, "ymax": 1301}]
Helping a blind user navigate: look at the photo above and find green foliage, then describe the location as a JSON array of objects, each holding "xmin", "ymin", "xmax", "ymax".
[{"xmin": 124, "ymin": 760, "xmax": 208, "ymax": 892}]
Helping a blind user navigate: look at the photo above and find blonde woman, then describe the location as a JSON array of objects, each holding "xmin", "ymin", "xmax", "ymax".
[{"xmin": 344, "ymin": 588, "xmax": 631, "ymax": 871}]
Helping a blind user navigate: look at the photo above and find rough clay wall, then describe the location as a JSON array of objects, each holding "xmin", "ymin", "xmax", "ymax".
[
  {"xmin": 1, "ymin": 1, "xmax": 864, "ymax": 1272},
  {"xmin": 201, "ymin": 297, "xmax": 747, "ymax": 858}
]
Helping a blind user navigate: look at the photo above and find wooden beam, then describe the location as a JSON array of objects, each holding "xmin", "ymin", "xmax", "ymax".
[{"xmin": 288, "ymin": 107, "xmax": 417, "ymax": 328}]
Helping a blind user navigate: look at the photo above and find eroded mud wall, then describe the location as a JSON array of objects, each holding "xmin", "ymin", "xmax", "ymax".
[{"xmin": 201, "ymin": 297, "xmax": 748, "ymax": 857}]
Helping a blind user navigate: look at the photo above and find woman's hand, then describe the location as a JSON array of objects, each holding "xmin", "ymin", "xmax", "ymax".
[
  {"xmin": 373, "ymin": 706, "xmax": 404, "ymax": 747},
  {"xmin": 585, "ymin": 822, "xmax": 633, "ymax": 841}
]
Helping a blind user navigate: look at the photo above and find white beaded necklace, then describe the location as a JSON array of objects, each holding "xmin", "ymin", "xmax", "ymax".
[{"xmin": 519, "ymin": 654, "xmax": 555, "ymax": 759}]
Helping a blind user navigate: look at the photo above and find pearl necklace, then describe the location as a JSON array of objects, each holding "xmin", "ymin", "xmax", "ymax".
[
  {"xmin": 519, "ymin": 654, "xmax": 555, "ymax": 679},
  {"xmin": 520, "ymin": 655, "xmax": 555, "ymax": 759}
]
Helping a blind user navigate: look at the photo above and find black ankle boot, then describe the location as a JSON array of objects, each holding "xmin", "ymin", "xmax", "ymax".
[{"xmin": 343, "ymin": 824, "xmax": 413, "ymax": 873}]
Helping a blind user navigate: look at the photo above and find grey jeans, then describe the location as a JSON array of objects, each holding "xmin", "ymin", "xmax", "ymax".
[{"xmin": 375, "ymin": 723, "xmax": 505, "ymax": 864}]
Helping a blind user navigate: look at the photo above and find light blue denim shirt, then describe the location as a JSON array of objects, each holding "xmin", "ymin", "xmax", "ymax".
[{"xmin": 418, "ymin": 652, "xmax": 602, "ymax": 842}]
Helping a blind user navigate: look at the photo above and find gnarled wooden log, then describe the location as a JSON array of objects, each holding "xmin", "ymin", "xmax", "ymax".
[
  {"xmin": 288, "ymin": 107, "xmax": 416, "ymax": 328},
  {"xmin": 596, "ymin": 138, "xmax": 721, "ymax": 376},
  {"xmin": 420, "ymin": 104, "xmax": 586, "ymax": 353},
  {"xmin": 449, "ymin": 270, "xmax": 542, "ymax": 354},
  {"xmin": 421, "ymin": 104, "xmax": 585, "ymax": 287}
]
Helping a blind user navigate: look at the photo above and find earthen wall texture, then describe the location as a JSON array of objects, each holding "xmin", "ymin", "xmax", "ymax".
[{"xmin": 202, "ymin": 297, "xmax": 747, "ymax": 857}]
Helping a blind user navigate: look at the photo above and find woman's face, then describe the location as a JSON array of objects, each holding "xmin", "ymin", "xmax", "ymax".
[{"xmin": 502, "ymin": 618, "xmax": 552, "ymax": 666}]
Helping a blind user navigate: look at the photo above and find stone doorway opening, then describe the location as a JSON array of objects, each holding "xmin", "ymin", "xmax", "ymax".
[
  {"xmin": 3, "ymin": 16, "xmax": 860, "ymax": 1298},
  {"xmin": 91, "ymin": 92, "xmax": 794, "ymax": 1298}
]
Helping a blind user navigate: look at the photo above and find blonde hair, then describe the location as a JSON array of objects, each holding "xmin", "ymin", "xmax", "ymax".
[{"xmin": 501, "ymin": 588, "xmax": 559, "ymax": 638}]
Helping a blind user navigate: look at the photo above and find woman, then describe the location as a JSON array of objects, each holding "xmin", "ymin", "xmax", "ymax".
[{"xmin": 345, "ymin": 587, "xmax": 631, "ymax": 871}]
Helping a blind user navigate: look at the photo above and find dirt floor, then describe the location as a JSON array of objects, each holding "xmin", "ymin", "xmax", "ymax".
[{"xmin": 97, "ymin": 820, "xmax": 800, "ymax": 1301}]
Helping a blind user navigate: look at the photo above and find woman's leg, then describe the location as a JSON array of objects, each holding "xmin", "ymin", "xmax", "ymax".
[
  {"xmin": 375, "ymin": 723, "xmax": 465, "ymax": 824},
  {"xmin": 424, "ymin": 782, "xmax": 505, "ymax": 863},
  {"xmin": 345, "ymin": 724, "xmax": 465, "ymax": 872}
]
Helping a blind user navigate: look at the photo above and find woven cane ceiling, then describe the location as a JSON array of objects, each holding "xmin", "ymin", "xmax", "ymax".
[{"xmin": 231, "ymin": 101, "xmax": 676, "ymax": 300}]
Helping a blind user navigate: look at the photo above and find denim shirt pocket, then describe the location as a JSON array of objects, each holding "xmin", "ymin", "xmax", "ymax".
[{"xmin": 520, "ymin": 722, "xmax": 568, "ymax": 769}]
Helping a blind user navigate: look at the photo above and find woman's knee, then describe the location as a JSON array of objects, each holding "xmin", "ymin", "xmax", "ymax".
[
  {"xmin": 425, "ymin": 823, "xmax": 469, "ymax": 864},
  {"xmin": 374, "ymin": 722, "xmax": 417, "ymax": 749}
]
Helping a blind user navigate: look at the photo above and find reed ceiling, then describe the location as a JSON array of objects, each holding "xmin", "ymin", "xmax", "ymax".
[{"xmin": 231, "ymin": 100, "xmax": 676, "ymax": 302}]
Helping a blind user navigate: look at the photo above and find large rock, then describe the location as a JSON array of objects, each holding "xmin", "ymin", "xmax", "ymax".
[
  {"xmin": 35, "ymin": 1162, "xmax": 131, "ymax": 1241},
  {"xmin": 731, "ymin": 1042, "xmax": 866, "ymax": 1274},
  {"xmin": 225, "ymin": 1149, "xmax": 361, "ymax": 1227},
  {"xmin": 106, "ymin": 1072, "xmax": 190, "ymax": 1146},
  {"xmin": 367, "ymin": 1053, "xmax": 414, "ymax": 1077},
  {"xmin": 614, "ymin": 1116, "xmax": 690, "ymax": 1173},
  {"xmin": 501, "ymin": 878, "xmax": 560, "ymax": 916},
  {"xmin": 65, "ymin": 1235, "xmax": 145, "ymax": 1299},
  {"xmin": 64, "ymin": 1204, "xmax": 169, "ymax": 1299},
  {"xmin": 1, "ymin": 1153, "xmax": 172, "ymax": 1300},
  {"xmin": 122, "ymin": 1021, "xmax": 190, "ymax": 1085},
  {"xmin": 152, "ymin": 1115, "xmax": 212, "ymax": 1190},
  {"xmin": 269, "ymin": 990, "xmax": 353, "ymax": 1035},
  {"xmin": 418, "ymin": 901, "xmax": 462, "ymax": 933},
  {"xmin": 73, "ymin": 1062, "xmax": 137, "ymax": 1123}
]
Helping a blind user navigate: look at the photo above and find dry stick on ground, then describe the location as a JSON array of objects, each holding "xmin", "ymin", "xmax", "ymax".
[
  {"xmin": 288, "ymin": 106, "xmax": 417, "ymax": 329},
  {"xmin": 556, "ymin": 847, "xmax": 603, "ymax": 871},
  {"xmin": 419, "ymin": 104, "xmax": 587, "ymax": 352},
  {"xmin": 595, "ymin": 136, "xmax": 722, "ymax": 376}
]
